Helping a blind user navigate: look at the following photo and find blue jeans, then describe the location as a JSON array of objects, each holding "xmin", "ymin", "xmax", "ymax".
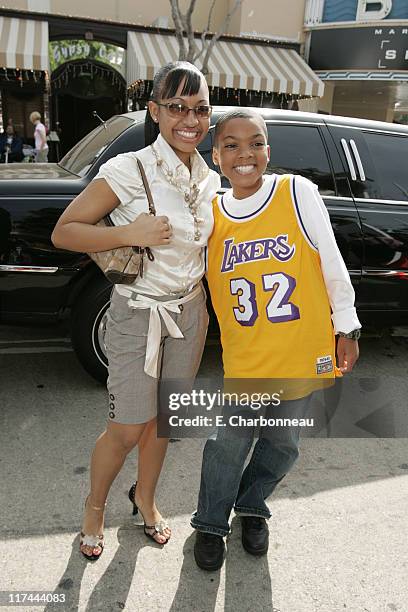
[{"xmin": 191, "ymin": 395, "xmax": 311, "ymax": 536}]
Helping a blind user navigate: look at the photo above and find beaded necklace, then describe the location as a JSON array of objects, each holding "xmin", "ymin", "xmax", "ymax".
[{"xmin": 150, "ymin": 144, "xmax": 203, "ymax": 241}]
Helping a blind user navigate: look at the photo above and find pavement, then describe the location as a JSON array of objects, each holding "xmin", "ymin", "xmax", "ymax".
[{"xmin": 0, "ymin": 329, "xmax": 407, "ymax": 612}]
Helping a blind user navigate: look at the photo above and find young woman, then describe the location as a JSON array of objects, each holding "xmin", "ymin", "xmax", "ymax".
[{"xmin": 51, "ymin": 61, "xmax": 220, "ymax": 559}]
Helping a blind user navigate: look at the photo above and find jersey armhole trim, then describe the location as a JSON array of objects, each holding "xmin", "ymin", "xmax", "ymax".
[{"xmin": 290, "ymin": 176, "xmax": 318, "ymax": 252}]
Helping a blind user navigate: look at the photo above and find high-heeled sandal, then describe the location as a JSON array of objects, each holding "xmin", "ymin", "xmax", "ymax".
[
  {"xmin": 79, "ymin": 496, "xmax": 106, "ymax": 561},
  {"xmin": 128, "ymin": 482, "xmax": 171, "ymax": 545}
]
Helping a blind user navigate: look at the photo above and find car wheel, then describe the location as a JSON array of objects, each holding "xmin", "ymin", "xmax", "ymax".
[{"xmin": 71, "ymin": 277, "xmax": 112, "ymax": 383}]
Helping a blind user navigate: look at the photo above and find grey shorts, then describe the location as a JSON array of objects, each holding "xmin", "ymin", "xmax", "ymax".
[{"xmin": 104, "ymin": 284, "xmax": 209, "ymax": 424}]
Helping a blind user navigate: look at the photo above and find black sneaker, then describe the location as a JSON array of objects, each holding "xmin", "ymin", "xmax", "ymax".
[
  {"xmin": 241, "ymin": 516, "xmax": 269, "ymax": 556},
  {"xmin": 194, "ymin": 530, "xmax": 225, "ymax": 571}
]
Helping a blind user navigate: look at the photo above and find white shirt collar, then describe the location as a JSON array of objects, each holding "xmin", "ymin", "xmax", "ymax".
[
  {"xmin": 154, "ymin": 133, "xmax": 209, "ymax": 182},
  {"xmin": 221, "ymin": 174, "xmax": 277, "ymax": 219}
]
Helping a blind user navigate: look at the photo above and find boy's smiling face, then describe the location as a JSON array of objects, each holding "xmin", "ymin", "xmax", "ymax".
[{"xmin": 213, "ymin": 116, "xmax": 270, "ymax": 200}]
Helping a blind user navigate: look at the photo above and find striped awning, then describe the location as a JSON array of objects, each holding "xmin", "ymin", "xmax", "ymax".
[
  {"xmin": 0, "ymin": 17, "xmax": 49, "ymax": 71},
  {"xmin": 127, "ymin": 31, "xmax": 324, "ymax": 97}
]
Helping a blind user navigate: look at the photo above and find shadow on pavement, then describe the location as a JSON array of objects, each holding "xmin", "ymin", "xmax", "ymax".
[
  {"xmin": 44, "ymin": 527, "xmax": 162, "ymax": 612},
  {"xmin": 168, "ymin": 528, "xmax": 273, "ymax": 612}
]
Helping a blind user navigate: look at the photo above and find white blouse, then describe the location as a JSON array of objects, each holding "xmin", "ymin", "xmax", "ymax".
[{"xmin": 94, "ymin": 133, "xmax": 221, "ymax": 296}]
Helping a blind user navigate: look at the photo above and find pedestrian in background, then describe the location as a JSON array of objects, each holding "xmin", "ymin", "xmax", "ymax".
[
  {"xmin": 29, "ymin": 111, "xmax": 48, "ymax": 162},
  {"xmin": 0, "ymin": 124, "xmax": 24, "ymax": 163}
]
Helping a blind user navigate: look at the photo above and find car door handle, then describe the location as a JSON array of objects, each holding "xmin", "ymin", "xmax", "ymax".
[
  {"xmin": 0, "ymin": 265, "xmax": 59, "ymax": 273},
  {"xmin": 349, "ymin": 139, "xmax": 366, "ymax": 181},
  {"xmin": 341, "ymin": 138, "xmax": 357, "ymax": 181}
]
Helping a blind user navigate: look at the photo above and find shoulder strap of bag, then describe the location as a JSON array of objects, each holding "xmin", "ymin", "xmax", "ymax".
[{"xmin": 136, "ymin": 158, "xmax": 156, "ymax": 216}]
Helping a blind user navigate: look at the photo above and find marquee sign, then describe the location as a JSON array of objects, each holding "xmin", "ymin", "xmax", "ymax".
[
  {"xmin": 49, "ymin": 40, "xmax": 125, "ymax": 77},
  {"xmin": 309, "ymin": 26, "xmax": 408, "ymax": 71}
]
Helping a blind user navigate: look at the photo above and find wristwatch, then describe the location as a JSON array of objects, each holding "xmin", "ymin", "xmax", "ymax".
[{"xmin": 337, "ymin": 329, "xmax": 361, "ymax": 340}]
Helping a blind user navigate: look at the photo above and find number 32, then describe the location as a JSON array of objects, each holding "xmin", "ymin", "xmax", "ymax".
[{"xmin": 230, "ymin": 273, "xmax": 300, "ymax": 326}]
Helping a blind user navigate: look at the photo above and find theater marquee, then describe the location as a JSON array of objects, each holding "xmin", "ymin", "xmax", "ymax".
[{"xmin": 309, "ymin": 26, "xmax": 408, "ymax": 72}]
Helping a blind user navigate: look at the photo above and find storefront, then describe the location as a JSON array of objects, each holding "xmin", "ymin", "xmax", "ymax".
[
  {"xmin": 0, "ymin": 7, "xmax": 325, "ymax": 158},
  {"xmin": 0, "ymin": 16, "xmax": 49, "ymax": 147},
  {"xmin": 305, "ymin": 0, "xmax": 408, "ymax": 122},
  {"xmin": 49, "ymin": 39, "xmax": 127, "ymax": 155},
  {"xmin": 0, "ymin": 8, "xmax": 130, "ymax": 158}
]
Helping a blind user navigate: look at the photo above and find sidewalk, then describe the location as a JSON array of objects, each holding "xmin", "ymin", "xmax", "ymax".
[
  {"xmin": 1, "ymin": 435, "xmax": 407, "ymax": 612},
  {"xmin": 1, "ymin": 340, "xmax": 407, "ymax": 611}
]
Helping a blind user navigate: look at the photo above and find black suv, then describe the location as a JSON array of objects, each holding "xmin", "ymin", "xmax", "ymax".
[{"xmin": 1, "ymin": 108, "xmax": 407, "ymax": 382}]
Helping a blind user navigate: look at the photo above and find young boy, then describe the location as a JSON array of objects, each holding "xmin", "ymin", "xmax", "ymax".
[{"xmin": 190, "ymin": 110, "xmax": 361, "ymax": 571}]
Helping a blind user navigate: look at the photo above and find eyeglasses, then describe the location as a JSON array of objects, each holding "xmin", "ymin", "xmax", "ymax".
[{"xmin": 155, "ymin": 102, "xmax": 212, "ymax": 118}]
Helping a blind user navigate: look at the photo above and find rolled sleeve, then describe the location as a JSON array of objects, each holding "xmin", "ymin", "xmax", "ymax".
[
  {"xmin": 332, "ymin": 307, "xmax": 361, "ymax": 335},
  {"xmin": 93, "ymin": 153, "xmax": 143, "ymax": 205}
]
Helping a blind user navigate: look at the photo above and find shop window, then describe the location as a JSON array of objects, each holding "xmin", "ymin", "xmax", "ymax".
[
  {"xmin": 2, "ymin": 90, "xmax": 44, "ymax": 143},
  {"xmin": 362, "ymin": 132, "xmax": 408, "ymax": 202},
  {"xmin": 266, "ymin": 124, "xmax": 336, "ymax": 195}
]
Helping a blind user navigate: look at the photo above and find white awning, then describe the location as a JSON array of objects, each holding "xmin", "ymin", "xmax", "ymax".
[
  {"xmin": 0, "ymin": 16, "xmax": 49, "ymax": 71},
  {"xmin": 127, "ymin": 31, "xmax": 324, "ymax": 97}
]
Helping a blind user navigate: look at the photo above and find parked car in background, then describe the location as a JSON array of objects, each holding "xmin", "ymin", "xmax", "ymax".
[{"xmin": 1, "ymin": 108, "xmax": 408, "ymax": 382}]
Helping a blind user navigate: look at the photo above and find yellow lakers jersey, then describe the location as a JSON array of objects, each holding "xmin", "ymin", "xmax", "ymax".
[{"xmin": 207, "ymin": 174, "xmax": 340, "ymax": 394}]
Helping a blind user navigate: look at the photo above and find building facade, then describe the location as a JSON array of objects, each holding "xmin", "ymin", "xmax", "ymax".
[
  {"xmin": 0, "ymin": 0, "xmax": 324, "ymax": 157},
  {"xmin": 304, "ymin": 0, "xmax": 408, "ymax": 122}
]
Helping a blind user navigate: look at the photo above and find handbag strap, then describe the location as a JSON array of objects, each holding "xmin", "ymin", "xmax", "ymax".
[{"xmin": 136, "ymin": 158, "xmax": 156, "ymax": 216}]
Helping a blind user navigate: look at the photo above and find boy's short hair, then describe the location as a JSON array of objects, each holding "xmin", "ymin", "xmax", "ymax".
[{"xmin": 213, "ymin": 109, "xmax": 268, "ymax": 147}]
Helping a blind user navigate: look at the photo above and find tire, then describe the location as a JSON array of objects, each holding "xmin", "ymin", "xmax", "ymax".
[{"xmin": 71, "ymin": 276, "xmax": 112, "ymax": 383}]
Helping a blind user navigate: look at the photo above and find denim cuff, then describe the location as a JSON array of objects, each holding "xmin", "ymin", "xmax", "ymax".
[
  {"xmin": 190, "ymin": 517, "xmax": 230, "ymax": 537},
  {"xmin": 234, "ymin": 506, "xmax": 271, "ymax": 519}
]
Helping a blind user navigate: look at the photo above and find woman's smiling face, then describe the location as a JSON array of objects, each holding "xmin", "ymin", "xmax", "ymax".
[{"xmin": 148, "ymin": 75, "xmax": 211, "ymax": 165}]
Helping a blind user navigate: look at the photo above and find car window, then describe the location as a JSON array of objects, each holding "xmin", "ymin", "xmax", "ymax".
[
  {"xmin": 59, "ymin": 116, "xmax": 134, "ymax": 177},
  {"xmin": 197, "ymin": 131, "xmax": 215, "ymax": 169},
  {"xmin": 266, "ymin": 124, "xmax": 336, "ymax": 195},
  {"xmin": 362, "ymin": 132, "xmax": 408, "ymax": 201}
]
